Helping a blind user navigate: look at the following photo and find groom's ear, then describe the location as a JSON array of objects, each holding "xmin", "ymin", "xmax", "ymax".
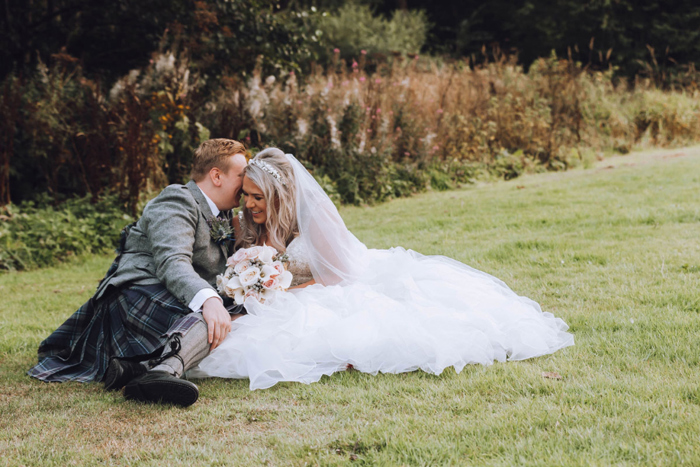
[{"xmin": 209, "ymin": 167, "xmax": 223, "ymax": 187}]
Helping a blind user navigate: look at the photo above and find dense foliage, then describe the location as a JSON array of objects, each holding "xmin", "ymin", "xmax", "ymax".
[
  {"xmin": 0, "ymin": 195, "xmax": 134, "ymax": 271},
  {"xmin": 3, "ymin": 0, "xmax": 699, "ymax": 83}
]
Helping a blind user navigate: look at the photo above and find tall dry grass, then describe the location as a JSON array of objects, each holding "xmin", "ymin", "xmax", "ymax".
[
  {"xmin": 2, "ymin": 52, "xmax": 700, "ymax": 207},
  {"xmin": 235, "ymin": 53, "xmax": 700, "ymax": 202}
]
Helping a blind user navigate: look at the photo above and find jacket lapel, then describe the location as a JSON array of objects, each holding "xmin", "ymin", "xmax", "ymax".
[{"xmin": 186, "ymin": 180, "xmax": 230, "ymax": 258}]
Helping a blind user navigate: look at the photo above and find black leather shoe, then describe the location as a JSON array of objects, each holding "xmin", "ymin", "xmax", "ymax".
[
  {"xmin": 123, "ymin": 371, "xmax": 199, "ymax": 407},
  {"xmin": 104, "ymin": 357, "xmax": 147, "ymax": 391}
]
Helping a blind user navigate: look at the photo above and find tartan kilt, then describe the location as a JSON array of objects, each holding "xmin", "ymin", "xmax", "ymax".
[{"xmin": 27, "ymin": 283, "xmax": 192, "ymax": 383}]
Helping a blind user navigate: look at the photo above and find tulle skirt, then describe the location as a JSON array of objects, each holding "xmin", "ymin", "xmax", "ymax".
[{"xmin": 188, "ymin": 248, "xmax": 574, "ymax": 390}]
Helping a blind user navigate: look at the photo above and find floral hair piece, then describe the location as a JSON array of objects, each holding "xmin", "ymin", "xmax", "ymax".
[{"xmin": 249, "ymin": 158, "xmax": 286, "ymax": 186}]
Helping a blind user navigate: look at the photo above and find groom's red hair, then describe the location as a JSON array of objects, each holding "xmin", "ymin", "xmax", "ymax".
[{"xmin": 191, "ymin": 138, "xmax": 246, "ymax": 181}]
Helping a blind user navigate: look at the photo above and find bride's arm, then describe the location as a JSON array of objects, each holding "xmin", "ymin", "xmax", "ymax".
[{"xmin": 289, "ymin": 279, "xmax": 316, "ymax": 290}]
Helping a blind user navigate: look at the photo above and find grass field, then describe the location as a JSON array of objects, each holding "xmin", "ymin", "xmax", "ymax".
[{"xmin": 2, "ymin": 146, "xmax": 700, "ymax": 465}]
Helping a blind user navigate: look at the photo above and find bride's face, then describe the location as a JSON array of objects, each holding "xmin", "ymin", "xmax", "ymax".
[{"xmin": 242, "ymin": 175, "xmax": 267, "ymax": 224}]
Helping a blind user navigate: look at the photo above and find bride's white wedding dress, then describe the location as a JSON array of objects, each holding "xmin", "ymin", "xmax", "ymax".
[{"xmin": 188, "ymin": 155, "xmax": 574, "ymax": 390}]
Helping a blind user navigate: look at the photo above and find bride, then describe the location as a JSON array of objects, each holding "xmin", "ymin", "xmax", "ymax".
[{"xmin": 189, "ymin": 148, "xmax": 574, "ymax": 389}]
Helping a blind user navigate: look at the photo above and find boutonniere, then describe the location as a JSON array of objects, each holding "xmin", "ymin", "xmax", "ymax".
[{"xmin": 207, "ymin": 215, "xmax": 235, "ymax": 245}]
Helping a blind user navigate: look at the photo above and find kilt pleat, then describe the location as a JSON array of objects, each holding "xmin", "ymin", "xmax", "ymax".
[{"xmin": 27, "ymin": 284, "xmax": 190, "ymax": 382}]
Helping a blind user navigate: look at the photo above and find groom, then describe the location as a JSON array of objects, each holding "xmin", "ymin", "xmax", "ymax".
[{"xmin": 28, "ymin": 138, "xmax": 247, "ymax": 407}]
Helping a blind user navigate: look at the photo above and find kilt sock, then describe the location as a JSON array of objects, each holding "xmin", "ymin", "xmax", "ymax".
[{"xmin": 151, "ymin": 314, "xmax": 209, "ymax": 378}]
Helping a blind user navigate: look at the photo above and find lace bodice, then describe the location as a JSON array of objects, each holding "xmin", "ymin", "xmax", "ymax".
[
  {"xmin": 286, "ymin": 237, "xmax": 313, "ymax": 287},
  {"xmin": 238, "ymin": 211, "xmax": 312, "ymax": 287}
]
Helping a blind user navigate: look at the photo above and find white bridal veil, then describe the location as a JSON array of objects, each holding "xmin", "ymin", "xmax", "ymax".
[{"xmin": 285, "ymin": 153, "xmax": 369, "ymax": 286}]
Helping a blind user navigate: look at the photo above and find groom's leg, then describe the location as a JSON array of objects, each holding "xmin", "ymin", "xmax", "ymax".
[
  {"xmin": 121, "ymin": 314, "xmax": 204, "ymax": 407},
  {"xmin": 149, "ymin": 313, "xmax": 210, "ymax": 377}
]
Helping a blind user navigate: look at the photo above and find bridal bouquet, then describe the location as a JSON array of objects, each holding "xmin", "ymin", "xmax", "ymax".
[{"xmin": 217, "ymin": 245, "xmax": 293, "ymax": 304}]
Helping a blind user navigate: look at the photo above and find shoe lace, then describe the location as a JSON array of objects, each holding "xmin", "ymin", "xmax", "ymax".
[{"xmin": 149, "ymin": 335, "xmax": 185, "ymax": 372}]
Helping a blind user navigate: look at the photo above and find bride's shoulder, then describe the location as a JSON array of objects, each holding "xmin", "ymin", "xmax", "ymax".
[{"xmin": 286, "ymin": 235, "xmax": 304, "ymax": 252}]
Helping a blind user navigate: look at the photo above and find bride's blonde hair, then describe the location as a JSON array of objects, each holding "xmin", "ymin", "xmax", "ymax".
[{"xmin": 236, "ymin": 148, "xmax": 298, "ymax": 251}]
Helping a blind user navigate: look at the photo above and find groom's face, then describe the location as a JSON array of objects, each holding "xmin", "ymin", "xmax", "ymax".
[{"xmin": 219, "ymin": 153, "xmax": 248, "ymax": 210}]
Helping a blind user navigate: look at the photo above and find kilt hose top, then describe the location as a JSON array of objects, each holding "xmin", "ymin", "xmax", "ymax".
[{"xmin": 28, "ymin": 181, "xmax": 233, "ymax": 382}]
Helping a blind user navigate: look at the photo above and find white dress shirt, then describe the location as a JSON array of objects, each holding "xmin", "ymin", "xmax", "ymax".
[{"xmin": 187, "ymin": 187, "xmax": 223, "ymax": 312}]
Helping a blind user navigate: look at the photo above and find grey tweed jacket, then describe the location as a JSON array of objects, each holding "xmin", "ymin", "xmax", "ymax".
[{"xmin": 95, "ymin": 180, "xmax": 229, "ymax": 306}]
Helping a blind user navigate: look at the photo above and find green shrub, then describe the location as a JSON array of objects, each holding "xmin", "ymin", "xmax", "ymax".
[
  {"xmin": 0, "ymin": 195, "xmax": 133, "ymax": 271},
  {"xmin": 315, "ymin": 3, "xmax": 428, "ymax": 60}
]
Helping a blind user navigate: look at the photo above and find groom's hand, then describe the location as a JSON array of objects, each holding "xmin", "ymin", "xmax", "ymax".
[{"xmin": 202, "ymin": 297, "xmax": 232, "ymax": 351}]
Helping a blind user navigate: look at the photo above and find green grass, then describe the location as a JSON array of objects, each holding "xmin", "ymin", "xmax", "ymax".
[{"xmin": 2, "ymin": 147, "xmax": 700, "ymax": 465}]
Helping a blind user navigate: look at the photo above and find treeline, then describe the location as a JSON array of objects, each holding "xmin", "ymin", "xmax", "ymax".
[{"xmin": 3, "ymin": 0, "xmax": 699, "ymax": 82}]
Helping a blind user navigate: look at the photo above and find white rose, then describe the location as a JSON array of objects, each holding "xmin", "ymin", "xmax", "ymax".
[
  {"xmin": 244, "ymin": 245, "xmax": 263, "ymax": 259},
  {"xmin": 258, "ymin": 245, "xmax": 277, "ymax": 264},
  {"xmin": 239, "ymin": 267, "xmax": 261, "ymax": 286},
  {"xmin": 216, "ymin": 274, "xmax": 226, "ymax": 294},
  {"xmin": 278, "ymin": 270, "xmax": 293, "ymax": 289},
  {"xmin": 223, "ymin": 276, "xmax": 243, "ymax": 297},
  {"xmin": 234, "ymin": 261, "xmax": 250, "ymax": 275},
  {"xmin": 231, "ymin": 246, "xmax": 263, "ymax": 265}
]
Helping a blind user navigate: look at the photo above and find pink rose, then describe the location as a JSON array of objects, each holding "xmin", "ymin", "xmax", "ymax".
[
  {"xmin": 262, "ymin": 277, "xmax": 280, "ymax": 290},
  {"xmin": 231, "ymin": 246, "xmax": 262, "ymax": 265},
  {"xmin": 245, "ymin": 289, "xmax": 261, "ymax": 303},
  {"xmin": 271, "ymin": 261, "xmax": 285, "ymax": 276}
]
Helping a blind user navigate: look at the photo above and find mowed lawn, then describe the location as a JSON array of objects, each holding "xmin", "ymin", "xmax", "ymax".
[{"xmin": 1, "ymin": 147, "xmax": 699, "ymax": 466}]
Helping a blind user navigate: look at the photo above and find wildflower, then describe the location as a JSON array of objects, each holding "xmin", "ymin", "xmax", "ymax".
[
  {"xmin": 433, "ymin": 145, "xmax": 439, "ymax": 151},
  {"xmin": 360, "ymin": 77, "xmax": 366, "ymax": 82},
  {"xmin": 375, "ymin": 78, "xmax": 381, "ymax": 84},
  {"xmin": 333, "ymin": 48, "xmax": 340, "ymax": 54},
  {"xmin": 404, "ymin": 152, "xmax": 410, "ymax": 156},
  {"xmin": 361, "ymin": 50, "xmax": 367, "ymax": 55},
  {"xmin": 367, "ymin": 128, "xmax": 372, "ymax": 133},
  {"xmin": 437, "ymin": 109, "xmax": 444, "ymax": 114},
  {"xmin": 376, "ymin": 108, "xmax": 381, "ymax": 114},
  {"xmin": 352, "ymin": 61, "xmax": 358, "ymax": 68}
]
